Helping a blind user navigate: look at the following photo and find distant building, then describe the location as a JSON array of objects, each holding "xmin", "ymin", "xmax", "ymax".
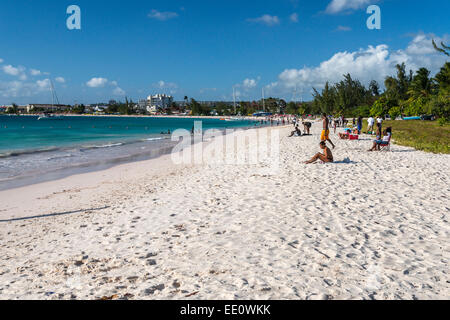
[
  {"xmin": 147, "ymin": 94, "xmax": 173, "ymax": 110},
  {"xmin": 135, "ymin": 99, "xmax": 148, "ymax": 111},
  {"xmin": 108, "ymin": 100, "xmax": 118, "ymax": 105},
  {"xmin": 27, "ymin": 104, "xmax": 70, "ymax": 113},
  {"xmin": 94, "ymin": 106, "xmax": 108, "ymax": 112},
  {"xmin": 135, "ymin": 94, "xmax": 174, "ymax": 113}
]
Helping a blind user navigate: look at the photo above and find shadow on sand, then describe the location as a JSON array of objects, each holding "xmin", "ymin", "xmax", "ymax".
[
  {"xmin": 0, "ymin": 206, "xmax": 110, "ymax": 223},
  {"xmin": 334, "ymin": 158, "xmax": 356, "ymax": 164}
]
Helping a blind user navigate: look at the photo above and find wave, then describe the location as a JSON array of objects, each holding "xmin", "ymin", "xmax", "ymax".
[
  {"xmin": 0, "ymin": 147, "xmax": 60, "ymax": 159},
  {"xmin": 47, "ymin": 154, "xmax": 75, "ymax": 161},
  {"xmin": 0, "ymin": 135, "xmax": 171, "ymax": 159}
]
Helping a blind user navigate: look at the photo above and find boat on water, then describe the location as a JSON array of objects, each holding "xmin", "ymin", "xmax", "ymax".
[
  {"xmin": 38, "ymin": 79, "xmax": 64, "ymax": 120},
  {"xmin": 38, "ymin": 113, "xmax": 64, "ymax": 120}
]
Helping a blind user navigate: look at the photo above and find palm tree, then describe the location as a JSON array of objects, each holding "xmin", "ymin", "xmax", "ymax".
[
  {"xmin": 432, "ymin": 39, "xmax": 450, "ymax": 56},
  {"xmin": 434, "ymin": 62, "xmax": 450, "ymax": 93},
  {"xmin": 408, "ymin": 68, "xmax": 434, "ymax": 98}
]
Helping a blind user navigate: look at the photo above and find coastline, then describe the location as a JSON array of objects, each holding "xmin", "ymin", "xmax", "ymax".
[
  {"xmin": 0, "ymin": 123, "xmax": 449, "ymax": 300},
  {"xmin": 0, "ymin": 116, "xmax": 269, "ymax": 191}
]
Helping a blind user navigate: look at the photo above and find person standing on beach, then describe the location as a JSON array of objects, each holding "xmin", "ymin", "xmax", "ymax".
[
  {"xmin": 367, "ymin": 116, "xmax": 375, "ymax": 133},
  {"xmin": 321, "ymin": 113, "xmax": 335, "ymax": 149},
  {"xmin": 303, "ymin": 121, "xmax": 312, "ymax": 135},
  {"xmin": 376, "ymin": 116, "xmax": 383, "ymax": 134},
  {"xmin": 357, "ymin": 116, "xmax": 363, "ymax": 134}
]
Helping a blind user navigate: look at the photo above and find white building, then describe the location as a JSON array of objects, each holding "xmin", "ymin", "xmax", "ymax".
[{"xmin": 146, "ymin": 94, "xmax": 173, "ymax": 111}]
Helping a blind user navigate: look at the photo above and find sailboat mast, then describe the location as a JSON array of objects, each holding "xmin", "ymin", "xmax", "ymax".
[
  {"xmin": 50, "ymin": 79, "xmax": 60, "ymax": 112},
  {"xmin": 233, "ymin": 87, "xmax": 236, "ymax": 115},
  {"xmin": 262, "ymin": 88, "xmax": 265, "ymax": 112}
]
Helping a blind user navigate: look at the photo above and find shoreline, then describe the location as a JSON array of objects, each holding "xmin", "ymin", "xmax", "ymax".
[
  {"xmin": 0, "ymin": 116, "xmax": 273, "ymax": 191},
  {"xmin": 1, "ymin": 123, "xmax": 448, "ymax": 300},
  {"xmin": 1, "ymin": 114, "xmax": 273, "ymax": 120}
]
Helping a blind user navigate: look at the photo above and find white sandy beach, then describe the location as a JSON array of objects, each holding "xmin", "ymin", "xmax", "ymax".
[{"xmin": 0, "ymin": 122, "xmax": 449, "ymax": 300}]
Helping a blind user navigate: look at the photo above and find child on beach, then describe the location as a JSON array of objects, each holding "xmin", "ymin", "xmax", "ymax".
[{"xmin": 305, "ymin": 141, "xmax": 334, "ymax": 164}]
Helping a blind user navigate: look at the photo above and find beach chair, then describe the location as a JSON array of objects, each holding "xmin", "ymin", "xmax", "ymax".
[{"xmin": 379, "ymin": 135, "xmax": 392, "ymax": 151}]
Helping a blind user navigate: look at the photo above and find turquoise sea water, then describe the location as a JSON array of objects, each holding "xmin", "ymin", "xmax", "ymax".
[
  {"xmin": 0, "ymin": 115, "xmax": 257, "ymax": 154},
  {"xmin": 0, "ymin": 115, "xmax": 260, "ymax": 190}
]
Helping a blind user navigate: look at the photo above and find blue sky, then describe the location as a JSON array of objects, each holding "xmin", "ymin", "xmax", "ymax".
[{"xmin": 0, "ymin": 0, "xmax": 449, "ymax": 104}]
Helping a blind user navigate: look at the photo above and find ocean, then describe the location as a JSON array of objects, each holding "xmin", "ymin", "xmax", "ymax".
[{"xmin": 0, "ymin": 115, "xmax": 260, "ymax": 190}]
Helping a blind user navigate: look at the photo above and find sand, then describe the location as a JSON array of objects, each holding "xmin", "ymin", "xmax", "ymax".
[{"xmin": 0, "ymin": 122, "xmax": 449, "ymax": 300}]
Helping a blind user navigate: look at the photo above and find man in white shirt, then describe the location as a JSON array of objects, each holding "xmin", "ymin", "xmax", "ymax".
[
  {"xmin": 367, "ymin": 116, "xmax": 375, "ymax": 133},
  {"xmin": 376, "ymin": 116, "xmax": 383, "ymax": 135}
]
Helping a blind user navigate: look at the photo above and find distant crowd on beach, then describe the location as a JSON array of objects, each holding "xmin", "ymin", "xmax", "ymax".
[{"xmin": 284, "ymin": 113, "xmax": 393, "ymax": 164}]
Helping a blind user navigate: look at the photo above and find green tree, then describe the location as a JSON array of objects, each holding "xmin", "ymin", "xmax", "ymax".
[
  {"xmin": 312, "ymin": 82, "xmax": 336, "ymax": 114},
  {"xmin": 370, "ymin": 96, "xmax": 393, "ymax": 117},
  {"xmin": 7, "ymin": 103, "xmax": 19, "ymax": 114},
  {"xmin": 435, "ymin": 62, "xmax": 450, "ymax": 94},
  {"xmin": 333, "ymin": 74, "xmax": 367, "ymax": 115},
  {"xmin": 432, "ymin": 39, "xmax": 450, "ymax": 56},
  {"xmin": 408, "ymin": 68, "xmax": 434, "ymax": 98},
  {"xmin": 286, "ymin": 102, "xmax": 299, "ymax": 115},
  {"xmin": 369, "ymin": 80, "xmax": 380, "ymax": 96}
]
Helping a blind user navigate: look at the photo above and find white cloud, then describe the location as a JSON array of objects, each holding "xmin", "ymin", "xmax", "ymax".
[
  {"xmin": 85, "ymin": 77, "xmax": 125, "ymax": 96},
  {"xmin": 290, "ymin": 13, "xmax": 299, "ymax": 23},
  {"xmin": 325, "ymin": 0, "xmax": 376, "ymax": 14},
  {"xmin": 0, "ymin": 79, "xmax": 51, "ymax": 98},
  {"xmin": 155, "ymin": 80, "xmax": 178, "ymax": 89},
  {"xmin": 113, "ymin": 87, "xmax": 125, "ymax": 96},
  {"xmin": 86, "ymin": 77, "xmax": 108, "ymax": 88},
  {"xmin": 55, "ymin": 77, "xmax": 65, "ymax": 83},
  {"xmin": 247, "ymin": 15, "xmax": 280, "ymax": 26},
  {"xmin": 242, "ymin": 78, "xmax": 258, "ymax": 89},
  {"xmin": 3, "ymin": 65, "xmax": 20, "ymax": 76},
  {"xmin": 30, "ymin": 69, "xmax": 42, "ymax": 76},
  {"xmin": 148, "ymin": 9, "xmax": 179, "ymax": 21},
  {"xmin": 3, "ymin": 65, "xmax": 27, "ymax": 80},
  {"xmin": 267, "ymin": 33, "xmax": 449, "ymax": 98},
  {"xmin": 336, "ymin": 25, "xmax": 352, "ymax": 32},
  {"xmin": 36, "ymin": 79, "xmax": 51, "ymax": 89},
  {"xmin": 0, "ymin": 58, "xmax": 3, "ymax": 63}
]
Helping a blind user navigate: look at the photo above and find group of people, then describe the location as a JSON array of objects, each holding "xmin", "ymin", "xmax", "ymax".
[
  {"xmin": 302, "ymin": 113, "xmax": 392, "ymax": 164},
  {"xmin": 288, "ymin": 117, "xmax": 312, "ymax": 137},
  {"xmin": 304, "ymin": 113, "xmax": 335, "ymax": 164}
]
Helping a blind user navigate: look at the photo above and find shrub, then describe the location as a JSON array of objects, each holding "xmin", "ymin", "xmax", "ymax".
[
  {"xmin": 370, "ymin": 97, "xmax": 392, "ymax": 117},
  {"xmin": 389, "ymin": 106, "xmax": 402, "ymax": 119},
  {"xmin": 437, "ymin": 117, "xmax": 448, "ymax": 126}
]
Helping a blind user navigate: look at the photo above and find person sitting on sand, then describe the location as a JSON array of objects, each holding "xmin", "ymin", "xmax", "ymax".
[
  {"xmin": 305, "ymin": 141, "xmax": 334, "ymax": 164},
  {"xmin": 368, "ymin": 129, "xmax": 391, "ymax": 151},
  {"xmin": 289, "ymin": 125, "xmax": 302, "ymax": 137},
  {"xmin": 338, "ymin": 129, "xmax": 352, "ymax": 139}
]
